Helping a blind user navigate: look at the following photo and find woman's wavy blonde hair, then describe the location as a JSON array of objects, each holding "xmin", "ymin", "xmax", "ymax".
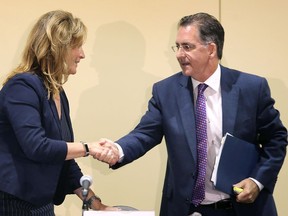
[{"xmin": 3, "ymin": 10, "xmax": 87, "ymax": 98}]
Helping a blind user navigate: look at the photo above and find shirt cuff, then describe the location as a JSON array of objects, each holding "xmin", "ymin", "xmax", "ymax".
[
  {"xmin": 249, "ymin": 177, "xmax": 264, "ymax": 191},
  {"xmin": 114, "ymin": 143, "xmax": 124, "ymax": 162}
]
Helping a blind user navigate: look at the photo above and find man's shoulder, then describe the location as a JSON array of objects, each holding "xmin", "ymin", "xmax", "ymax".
[
  {"xmin": 221, "ymin": 65, "xmax": 266, "ymax": 83},
  {"xmin": 155, "ymin": 71, "xmax": 185, "ymax": 86}
]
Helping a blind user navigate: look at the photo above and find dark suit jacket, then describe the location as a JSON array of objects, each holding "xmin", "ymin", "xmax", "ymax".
[
  {"xmin": 112, "ymin": 65, "xmax": 287, "ymax": 216},
  {"xmin": 0, "ymin": 72, "xmax": 82, "ymax": 206}
]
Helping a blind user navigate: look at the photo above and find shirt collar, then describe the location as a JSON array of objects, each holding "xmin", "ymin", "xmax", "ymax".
[{"xmin": 191, "ymin": 64, "xmax": 221, "ymax": 92}]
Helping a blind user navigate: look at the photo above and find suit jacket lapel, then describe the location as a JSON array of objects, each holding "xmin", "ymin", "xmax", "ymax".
[
  {"xmin": 48, "ymin": 97, "xmax": 61, "ymax": 133},
  {"xmin": 221, "ymin": 66, "xmax": 240, "ymax": 136},
  {"xmin": 175, "ymin": 67, "xmax": 240, "ymax": 168},
  {"xmin": 60, "ymin": 91, "xmax": 74, "ymax": 141},
  {"xmin": 176, "ymin": 74, "xmax": 197, "ymax": 167}
]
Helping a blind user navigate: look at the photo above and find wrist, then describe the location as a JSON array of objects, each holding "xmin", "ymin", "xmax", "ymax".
[
  {"xmin": 87, "ymin": 195, "xmax": 102, "ymax": 209},
  {"xmin": 80, "ymin": 141, "xmax": 89, "ymax": 157}
]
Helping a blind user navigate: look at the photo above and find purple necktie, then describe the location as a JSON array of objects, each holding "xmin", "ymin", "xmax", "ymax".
[{"xmin": 192, "ymin": 83, "xmax": 208, "ymax": 206}]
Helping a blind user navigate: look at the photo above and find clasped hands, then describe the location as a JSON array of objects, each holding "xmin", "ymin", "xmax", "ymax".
[{"xmin": 88, "ymin": 138, "xmax": 120, "ymax": 166}]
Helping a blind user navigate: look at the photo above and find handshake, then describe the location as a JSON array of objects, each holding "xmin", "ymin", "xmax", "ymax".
[{"xmin": 86, "ymin": 138, "xmax": 121, "ymax": 166}]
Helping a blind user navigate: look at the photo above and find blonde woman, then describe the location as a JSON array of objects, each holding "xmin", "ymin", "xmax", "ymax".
[{"xmin": 0, "ymin": 10, "xmax": 119, "ymax": 215}]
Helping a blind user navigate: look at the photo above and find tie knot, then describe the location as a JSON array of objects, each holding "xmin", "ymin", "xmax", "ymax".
[{"xmin": 198, "ymin": 83, "xmax": 208, "ymax": 95}]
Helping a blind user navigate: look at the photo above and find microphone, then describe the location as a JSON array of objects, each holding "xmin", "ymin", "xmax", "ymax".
[
  {"xmin": 191, "ymin": 213, "xmax": 202, "ymax": 216},
  {"xmin": 80, "ymin": 175, "xmax": 93, "ymax": 197}
]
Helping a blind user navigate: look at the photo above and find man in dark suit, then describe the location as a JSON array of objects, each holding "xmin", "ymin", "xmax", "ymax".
[{"xmin": 98, "ymin": 12, "xmax": 287, "ymax": 216}]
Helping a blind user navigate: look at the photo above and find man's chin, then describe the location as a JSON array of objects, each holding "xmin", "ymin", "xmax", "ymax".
[{"xmin": 181, "ymin": 70, "xmax": 192, "ymax": 77}]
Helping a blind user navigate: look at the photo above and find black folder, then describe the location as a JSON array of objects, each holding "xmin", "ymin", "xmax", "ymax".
[{"xmin": 214, "ymin": 133, "xmax": 260, "ymax": 195}]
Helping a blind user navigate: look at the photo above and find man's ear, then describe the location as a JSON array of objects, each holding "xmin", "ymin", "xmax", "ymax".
[{"xmin": 208, "ymin": 42, "xmax": 217, "ymax": 58}]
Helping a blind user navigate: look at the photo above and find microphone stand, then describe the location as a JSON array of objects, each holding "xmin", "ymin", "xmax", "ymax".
[
  {"xmin": 80, "ymin": 175, "xmax": 92, "ymax": 216},
  {"xmin": 82, "ymin": 188, "xmax": 89, "ymax": 216}
]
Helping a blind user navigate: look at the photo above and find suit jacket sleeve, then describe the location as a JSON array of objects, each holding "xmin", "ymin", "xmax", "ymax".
[
  {"xmin": 251, "ymin": 78, "xmax": 287, "ymax": 192},
  {"xmin": 112, "ymin": 83, "xmax": 165, "ymax": 168}
]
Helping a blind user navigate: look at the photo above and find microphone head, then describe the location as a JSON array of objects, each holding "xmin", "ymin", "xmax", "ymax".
[{"xmin": 80, "ymin": 175, "xmax": 93, "ymax": 186}]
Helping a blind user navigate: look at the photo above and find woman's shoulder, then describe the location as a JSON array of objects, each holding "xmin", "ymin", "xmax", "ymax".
[
  {"xmin": 8, "ymin": 72, "xmax": 44, "ymax": 87},
  {"xmin": 12, "ymin": 72, "xmax": 41, "ymax": 82},
  {"xmin": 4, "ymin": 72, "xmax": 46, "ymax": 95}
]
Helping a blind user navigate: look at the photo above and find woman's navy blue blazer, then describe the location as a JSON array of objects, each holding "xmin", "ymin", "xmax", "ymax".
[{"xmin": 0, "ymin": 72, "xmax": 82, "ymax": 206}]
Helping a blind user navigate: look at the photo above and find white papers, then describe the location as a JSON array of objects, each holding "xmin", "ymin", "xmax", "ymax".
[{"xmin": 211, "ymin": 132, "xmax": 232, "ymax": 185}]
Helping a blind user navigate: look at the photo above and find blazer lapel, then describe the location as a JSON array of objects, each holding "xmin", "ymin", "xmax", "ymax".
[
  {"xmin": 176, "ymin": 74, "xmax": 197, "ymax": 167},
  {"xmin": 60, "ymin": 91, "xmax": 74, "ymax": 141},
  {"xmin": 48, "ymin": 97, "xmax": 61, "ymax": 132},
  {"xmin": 175, "ymin": 67, "xmax": 240, "ymax": 168},
  {"xmin": 221, "ymin": 66, "xmax": 240, "ymax": 136}
]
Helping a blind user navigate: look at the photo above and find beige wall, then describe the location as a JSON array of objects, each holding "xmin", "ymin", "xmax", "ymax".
[{"xmin": 0, "ymin": 0, "xmax": 287, "ymax": 215}]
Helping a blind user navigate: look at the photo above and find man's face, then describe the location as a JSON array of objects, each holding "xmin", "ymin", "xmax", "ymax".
[{"xmin": 174, "ymin": 25, "xmax": 212, "ymax": 80}]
